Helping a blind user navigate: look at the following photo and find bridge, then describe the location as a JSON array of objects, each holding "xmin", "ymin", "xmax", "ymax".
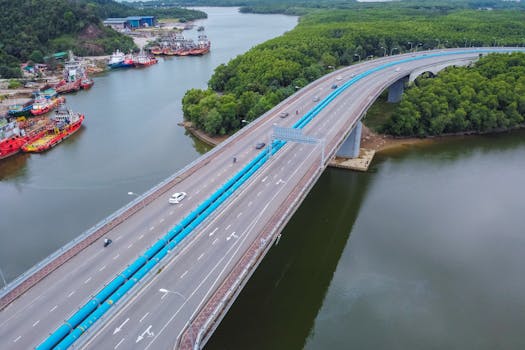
[{"xmin": 0, "ymin": 48, "xmax": 522, "ymax": 350}]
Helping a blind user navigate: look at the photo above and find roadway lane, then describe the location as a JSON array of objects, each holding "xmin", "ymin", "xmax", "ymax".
[
  {"xmin": 0, "ymin": 55, "xmax": 366, "ymax": 349},
  {"xmin": 80, "ymin": 50, "xmax": 493, "ymax": 349},
  {"xmin": 1, "ymin": 48, "xmax": 512, "ymax": 349}
]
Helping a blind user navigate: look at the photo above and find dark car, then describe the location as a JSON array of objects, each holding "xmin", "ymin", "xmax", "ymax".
[
  {"xmin": 331, "ymin": 84, "xmax": 338, "ymax": 89},
  {"xmin": 255, "ymin": 142, "xmax": 266, "ymax": 149},
  {"xmin": 279, "ymin": 112, "xmax": 289, "ymax": 118}
]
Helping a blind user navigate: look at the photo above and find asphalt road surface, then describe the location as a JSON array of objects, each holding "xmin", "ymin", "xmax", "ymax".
[{"xmin": 0, "ymin": 48, "xmax": 516, "ymax": 350}]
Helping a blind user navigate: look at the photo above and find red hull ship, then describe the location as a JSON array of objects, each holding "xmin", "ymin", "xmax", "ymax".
[
  {"xmin": 0, "ymin": 120, "xmax": 49, "ymax": 159},
  {"xmin": 133, "ymin": 50, "xmax": 158, "ymax": 67},
  {"xmin": 22, "ymin": 107, "xmax": 84, "ymax": 153},
  {"xmin": 31, "ymin": 96, "xmax": 65, "ymax": 116},
  {"xmin": 80, "ymin": 78, "xmax": 94, "ymax": 89},
  {"xmin": 56, "ymin": 79, "xmax": 81, "ymax": 94}
]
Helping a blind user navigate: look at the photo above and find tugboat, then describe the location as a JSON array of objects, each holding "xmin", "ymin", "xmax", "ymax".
[
  {"xmin": 108, "ymin": 50, "xmax": 134, "ymax": 69},
  {"xmin": 80, "ymin": 77, "xmax": 94, "ymax": 89},
  {"xmin": 30, "ymin": 96, "xmax": 65, "ymax": 116},
  {"xmin": 55, "ymin": 51, "xmax": 83, "ymax": 94},
  {"xmin": 150, "ymin": 46, "xmax": 162, "ymax": 55},
  {"xmin": 8, "ymin": 100, "xmax": 33, "ymax": 118},
  {"xmin": 133, "ymin": 49, "xmax": 158, "ymax": 67},
  {"xmin": 22, "ymin": 105, "xmax": 84, "ymax": 153},
  {"xmin": 192, "ymin": 34, "xmax": 211, "ymax": 55},
  {"xmin": 0, "ymin": 119, "xmax": 48, "ymax": 159}
]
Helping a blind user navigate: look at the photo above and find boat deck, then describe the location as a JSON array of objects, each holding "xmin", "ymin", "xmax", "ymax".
[{"xmin": 25, "ymin": 134, "xmax": 55, "ymax": 150}]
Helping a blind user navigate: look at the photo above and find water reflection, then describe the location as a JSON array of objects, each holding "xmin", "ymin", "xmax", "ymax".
[
  {"xmin": 207, "ymin": 169, "xmax": 372, "ymax": 350},
  {"xmin": 0, "ymin": 153, "xmax": 29, "ymax": 181}
]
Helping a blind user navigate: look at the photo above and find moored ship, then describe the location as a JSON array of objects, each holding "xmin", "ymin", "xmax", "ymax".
[
  {"xmin": 8, "ymin": 101, "xmax": 33, "ymax": 118},
  {"xmin": 149, "ymin": 33, "xmax": 211, "ymax": 56},
  {"xmin": 22, "ymin": 106, "xmax": 84, "ymax": 153},
  {"xmin": 31, "ymin": 96, "xmax": 65, "ymax": 116},
  {"xmin": 133, "ymin": 50, "xmax": 158, "ymax": 67},
  {"xmin": 0, "ymin": 119, "xmax": 49, "ymax": 159},
  {"xmin": 108, "ymin": 50, "xmax": 134, "ymax": 69},
  {"xmin": 80, "ymin": 77, "xmax": 94, "ymax": 89},
  {"xmin": 55, "ymin": 51, "xmax": 86, "ymax": 94}
]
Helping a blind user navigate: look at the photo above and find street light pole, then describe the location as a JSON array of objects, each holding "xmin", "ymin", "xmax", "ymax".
[
  {"xmin": 0, "ymin": 267, "xmax": 7, "ymax": 288},
  {"xmin": 128, "ymin": 191, "xmax": 145, "ymax": 209}
]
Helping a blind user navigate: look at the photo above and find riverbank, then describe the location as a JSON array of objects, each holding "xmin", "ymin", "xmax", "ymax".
[{"xmin": 183, "ymin": 120, "xmax": 432, "ymax": 154}]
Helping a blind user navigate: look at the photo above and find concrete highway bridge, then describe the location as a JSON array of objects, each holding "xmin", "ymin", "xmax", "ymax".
[{"xmin": 1, "ymin": 48, "xmax": 523, "ymax": 350}]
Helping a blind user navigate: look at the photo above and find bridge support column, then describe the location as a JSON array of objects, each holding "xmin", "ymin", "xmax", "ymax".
[
  {"xmin": 336, "ymin": 121, "xmax": 362, "ymax": 158},
  {"xmin": 388, "ymin": 78, "xmax": 405, "ymax": 103}
]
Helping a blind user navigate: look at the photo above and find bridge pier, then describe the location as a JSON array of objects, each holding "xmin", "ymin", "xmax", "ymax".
[
  {"xmin": 336, "ymin": 121, "xmax": 362, "ymax": 158},
  {"xmin": 387, "ymin": 78, "xmax": 405, "ymax": 103}
]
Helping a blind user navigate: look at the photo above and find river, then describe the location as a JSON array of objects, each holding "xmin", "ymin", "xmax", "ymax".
[
  {"xmin": 0, "ymin": 7, "xmax": 298, "ymax": 284},
  {"xmin": 207, "ymin": 130, "xmax": 525, "ymax": 349},
  {"xmin": 2, "ymin": 7, "xmax": 525, "ymax": 350}
]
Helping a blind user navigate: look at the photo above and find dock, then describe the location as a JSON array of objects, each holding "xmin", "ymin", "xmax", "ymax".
[{"xmin": 328, "ymin": 148, "xmax": 375, "ymax": 172}]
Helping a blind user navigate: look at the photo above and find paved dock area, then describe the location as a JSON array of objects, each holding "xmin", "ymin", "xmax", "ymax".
[{"xmin": 328, "ymin": 148, "xmax": 375, "ymax": 172}]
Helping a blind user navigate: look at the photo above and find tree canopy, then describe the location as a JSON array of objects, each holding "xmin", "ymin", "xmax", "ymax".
[
  {"xmin": 0, "ymin": 0, "xmax": 206, "ymax": 78},
  {"xmin": 182, "ymin": 4, "xmax": 525, "ymax": 135},
  {"xmin": 384, "ymin": 53, "xmax": 525, "ymax": 136}
]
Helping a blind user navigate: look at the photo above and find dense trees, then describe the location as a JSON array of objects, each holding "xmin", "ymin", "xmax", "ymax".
[
  {"xmin": 384, "ymin": 53, "xmax": 525, "ymax": 136},
  {"xmin": 0, "ymin": 0, "xmax": 206, "ymax": 78},
  {"xmin": 182, "ymin": 4, "xmax": 525, "ymax": 136}
]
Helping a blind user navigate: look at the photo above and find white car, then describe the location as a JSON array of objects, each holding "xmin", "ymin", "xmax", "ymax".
[
  {"xmin": 336, "ymin": 76, "xmax": 343, "ymax": 81},
  {"xmin": 169, "ymin": 192, "xmax": 187, "ymax": 204}
]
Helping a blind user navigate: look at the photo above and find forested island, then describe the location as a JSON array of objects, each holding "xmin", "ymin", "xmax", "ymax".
[
  {"xmin": 182, "ymin": 0, "xmax": 525, "ymax": 137},
  {"xmin": 0, "ymin": 0, "xmax": 206, "ymax": 78}
]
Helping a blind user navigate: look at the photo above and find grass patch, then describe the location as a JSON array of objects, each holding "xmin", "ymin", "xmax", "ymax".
[{"xmin": 363, "ymin": 91, "xmax": 398, "ymax": 133}]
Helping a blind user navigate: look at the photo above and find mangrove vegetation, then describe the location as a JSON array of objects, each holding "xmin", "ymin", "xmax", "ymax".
[{"xmin": 182, "ymin": 4, "xmax": 525, "ymax": 136}]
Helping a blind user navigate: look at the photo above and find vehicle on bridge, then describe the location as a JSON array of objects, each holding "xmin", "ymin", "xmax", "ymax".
[
  {"xmin": 169, "ymin": 192, "xmax": 187, "ymax": 204},
  {"xmin": 279, "ymin": 112, "xmax": 289, "ymax": 118},
  {"xmin": 255, "ymin": 142, "xmax": 266, "ymax": 149}
]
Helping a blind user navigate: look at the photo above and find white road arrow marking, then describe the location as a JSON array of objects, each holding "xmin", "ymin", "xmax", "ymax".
[
  {"xmin": 113, "ymin": 318, "xmax": 129, "ymax": 334},
  {"xmin": 137, "ymin": 325, "xmax": 154, "ymax": 342},
  {"xmin": 226, "ymin": 232, "xmax": 238, "ymax": 241},
  {"xmin": 209, "ymin": 227, "xmax": 218, "ymax": 237}
]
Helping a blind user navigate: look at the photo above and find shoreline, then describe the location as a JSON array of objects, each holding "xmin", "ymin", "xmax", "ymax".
[{"xmin": 183, "ymin": 121, "xmax": 524, "ymax": 156}]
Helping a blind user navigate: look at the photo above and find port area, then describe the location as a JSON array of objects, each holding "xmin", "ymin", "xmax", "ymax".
[{"xmin": 328, "ymin": 148, "xmax": 375, "ymax": 172}]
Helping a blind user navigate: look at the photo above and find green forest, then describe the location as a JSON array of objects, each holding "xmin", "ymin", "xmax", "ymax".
[
  {"xmin": 0, "ymin": 0, "xmax": 206, "ymax": 78},
  {"xmin": 182, "ymin": 4, "xmax": 525, "ymax": 136},
  {"xmin": 384, "ymin": 53, "xmax": 525, "ymax": 136}
]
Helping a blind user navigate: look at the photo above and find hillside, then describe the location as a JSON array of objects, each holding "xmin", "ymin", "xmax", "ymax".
[{"xmin": 0, "ymin": 0, "xmax": 206, "ymax": 78}]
